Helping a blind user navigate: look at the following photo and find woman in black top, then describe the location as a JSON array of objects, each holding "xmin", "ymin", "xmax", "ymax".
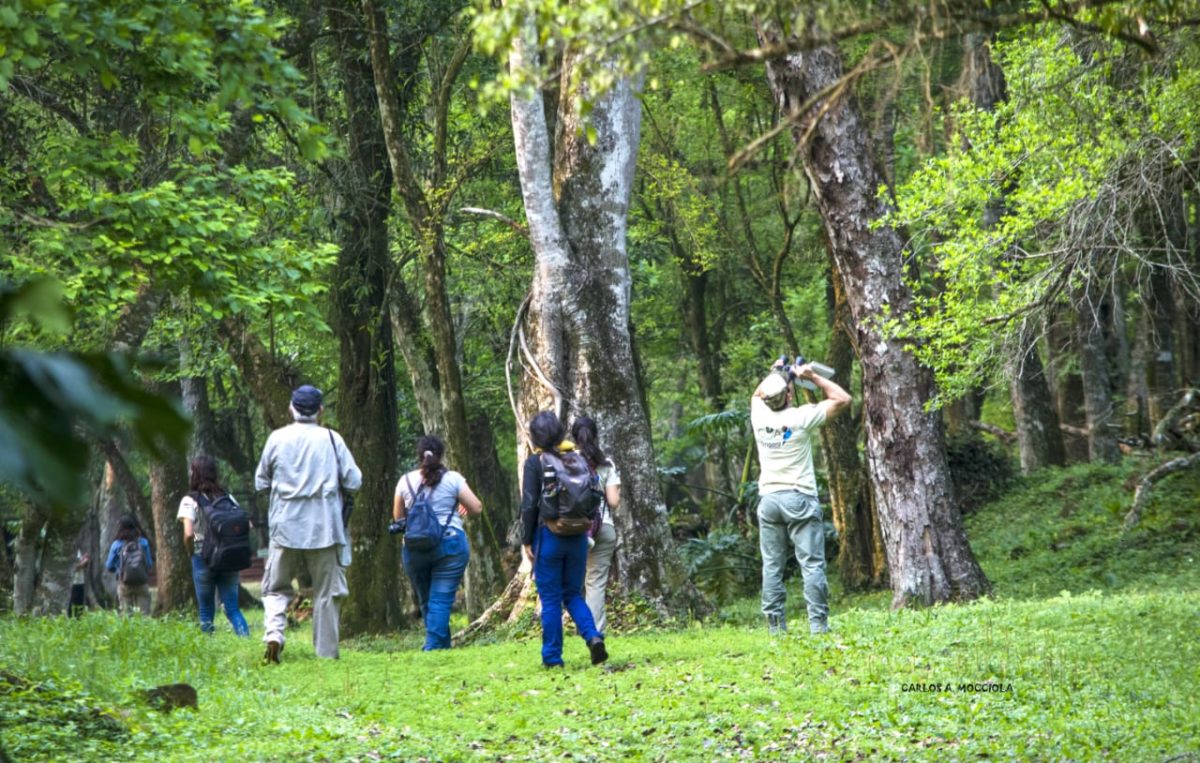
[{"xmin": 520, "ymin": 411, "xmax": 607, "ymax": 667}]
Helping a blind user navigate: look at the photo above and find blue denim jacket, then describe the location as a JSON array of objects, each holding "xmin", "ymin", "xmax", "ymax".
[{"xmin": 105, "ymin": 537, "xmax": 154, "ymax": 574}]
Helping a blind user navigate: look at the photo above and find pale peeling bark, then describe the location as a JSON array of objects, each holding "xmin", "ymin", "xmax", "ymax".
[
  {"xmin": 510, "ymin": 23, "xmax": 571, "ymax": 431},
  {"xmin": 507, "ymin": 22, "xmax": 696, "ymax": 616},
  {"xmin": 760, "ymin": 25, "xmax": 989, "ymax": 607}
]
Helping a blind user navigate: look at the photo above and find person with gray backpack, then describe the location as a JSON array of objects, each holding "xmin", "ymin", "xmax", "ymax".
[
  {"xmin": 519, "ymin": 411, "xmax": 607, "ymax": 668},
  {"xmin": 104, "ymin": 515, "xmax": 154, "ymax": 615},
  {"xmin": 390, "ymin": 435, "xmax": 483, "ymax": 650}
]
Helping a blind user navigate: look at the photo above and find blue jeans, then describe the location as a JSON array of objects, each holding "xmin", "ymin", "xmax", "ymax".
[
  {"xmin": 403, "ymin": 527, "xmax": 469, "ymax": 650},
  {"xmin": 191, "ymin": 554, "xmax": 249, "ymax": 636},
  {"xmin": 534, "ymin": 526, "xmax": 600, "ymax": 666}
]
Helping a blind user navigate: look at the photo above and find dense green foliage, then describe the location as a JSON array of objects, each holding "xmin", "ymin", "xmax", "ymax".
[
  {"xmin": 889, "ymin": 26, "xmax": 1200, "ymax": 399},
  {"xmin": 3, "ymin": 462, "xmax": 1196, "ymax": 761}
]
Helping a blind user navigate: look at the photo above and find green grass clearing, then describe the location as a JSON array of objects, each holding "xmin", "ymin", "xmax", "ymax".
[{"xmin": 2, "ymin": 461, "xmax": 1197, "ymax": 761}]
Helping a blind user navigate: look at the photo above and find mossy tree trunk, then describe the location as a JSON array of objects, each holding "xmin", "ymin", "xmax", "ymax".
[
  {"xmin": 328, "ymin": 0, "xmax": 404, "ymax": 634},
  {"xmin": 360, "ymin": 0, "xmax": 508, "ymax": 617}
]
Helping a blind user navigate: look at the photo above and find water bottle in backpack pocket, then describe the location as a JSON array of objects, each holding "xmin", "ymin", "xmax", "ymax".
[
  {"xmin": 196, "ymin": 492, "xmax": 252, "ymax": 573},
  {"xmin": 119, "ymin": 540, "xmax": 149, "ymax": 586},
  {"xmin": 539, "ymin": 451, "xmax": 603, "ymax": 536}
]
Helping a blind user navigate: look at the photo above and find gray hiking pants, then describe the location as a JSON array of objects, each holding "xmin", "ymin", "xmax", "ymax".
[
  {"xmin": 262, "ymin": 545, "xmax": 347, "ymax": 658},
  {"xmin": 585, "ymin": 522, "xmax": 617, "ymax": 634},
  {"xmin": 758, "ymin": 490, "xmax": 828, "ymax": 633}
]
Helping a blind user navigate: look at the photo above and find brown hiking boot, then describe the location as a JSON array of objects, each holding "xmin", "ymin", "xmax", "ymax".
[{"xmin": 263, "ymin": 640, "xmax": 281, "ymax": 665}]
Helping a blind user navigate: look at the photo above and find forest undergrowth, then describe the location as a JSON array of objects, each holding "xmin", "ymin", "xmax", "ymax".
[{"xmin": 1, "ymin": 462, "xmax": 1196, "ymax": 762}]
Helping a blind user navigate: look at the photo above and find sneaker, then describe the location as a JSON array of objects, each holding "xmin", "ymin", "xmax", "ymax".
[
  {"xmin": 263, "ymin": 640, "xmax": 282, "ymax": 665},
  {"xmin": 588, "ymin": 637, "xmax": 608, "ymax": 666},
  {"xmin": 542, "ymin": 662, "xmax": 564, "ymax": 670}
]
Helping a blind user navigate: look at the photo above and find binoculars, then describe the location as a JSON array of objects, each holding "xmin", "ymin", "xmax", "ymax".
[{"xmin": 776, "ymin": 354, "xmax": 836, "ymax": 391}]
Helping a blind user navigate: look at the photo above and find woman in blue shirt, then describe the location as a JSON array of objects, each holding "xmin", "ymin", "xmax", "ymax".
[
  {"xmin": 393, "ymin": 435, "xmax": 483, "ymax": 650},
  {"xmin": 105, "ymin": 515, "xmax": 154, "ymax": 615}
]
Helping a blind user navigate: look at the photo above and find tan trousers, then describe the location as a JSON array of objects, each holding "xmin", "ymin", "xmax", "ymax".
[
  {"xmin": 584, "ymin": 523, "xmax": 617, "ymax": 634},
  {"xmin": 261, "ymin": 545, "xmax": 347, "ymax": 659},
  {"xmin": 117, "ymin": 583, "xmax": 152, "ymax": 615}
]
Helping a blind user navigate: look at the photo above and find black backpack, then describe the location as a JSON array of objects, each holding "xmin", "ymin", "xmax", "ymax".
[
  {"xmin": 538, "ymin": 451, "xmax": 603, "ymax": 536},
  {"xmin": 402, "ymin": 475, "xmax": 456, "ymax": 552},
  {"xmin": 118, "ymin": 539, "xmax": 149, "ymax": 586},
  {"xmin": 195, "ymin": 492, "xmax": 252, "ymax": 573}
]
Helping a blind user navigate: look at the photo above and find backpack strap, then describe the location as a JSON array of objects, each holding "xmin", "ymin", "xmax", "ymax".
[
  {"xmin": 402, "ymin": 472, "xmax": 425, "ymax": 515},
  {"xmin": 407, "ymin": 472, "xmax": 456, "ymax": 540},
  {"xmin": 327, "ymin": 429, "xmax": 344, "ymax": 489}
]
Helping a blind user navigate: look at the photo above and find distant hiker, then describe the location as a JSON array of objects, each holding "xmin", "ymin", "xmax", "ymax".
[
  {"xmin": 68, "ymin": 551, "xmax": 89, "ymax": 618},
  {"xmin": 255, "ymin": 385, "xmax": 361, "ymax": 662},
  {"xmin": 105, "ymin": 515, "xmax": 154, "ymax": 615},
  {"xmin": 520, "ymin": 411, "xmax": 607, "ymax": 668},
  {"xmin": 391, "ymin": 435, "xmax": 483, "ymax": 650},
  {"xmin": 751, "ymin": 359, "xmax": 851, "ymax": 635},
  {"xmin": 571, "ymin": 416, "xmax": 622, "ymax": 636},
  {"xmin": 178, "ymin": 455, "xmax": 251, "ymax": 637}
]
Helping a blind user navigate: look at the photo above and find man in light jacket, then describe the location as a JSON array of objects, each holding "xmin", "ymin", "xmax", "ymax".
[{"xmin": 255, "ymin": 385, "xmax": 361, "ymax": 662}]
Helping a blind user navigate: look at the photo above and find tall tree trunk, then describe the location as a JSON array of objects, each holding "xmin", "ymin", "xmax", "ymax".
[
  {"xmin": 1075, "ymin": 274, "xmax": 1122, "ymax": 463},
  {"xmin": 12, "ymin": 503, "xmax": 43, "ymax": 614},
  {"xmin": 1046, "ymin": 309, "xmax": 1091, "ymax": 461},
  {"xmin": 361, "ymin": 0, "xmax": 506, "ymax": 616},
  {"xmin": 760, "ymin": 26, "xmax": 989, "ymax": 607},
  {"xmin": 509, "ymin": 22, "xmax": 697, "ymax": 614},
  {"xmin": 329, "ymin": 0, "xmax": 404, "ymax": 634},
  {"xmin": 679, "ymin": 248, "xmax": 733, "ymax": 504},
  {"xmin": 181, "ymin": 338, "xmax": 216, "ymax": 462},
  {"xmin": 1147, "ymin": 269, "xmax": 1178, "ymax": 426},
  {"xmin": 1009, "ymin": 321, "xmax": 1067, "ymax": 473},
  {"xmin": 822, "ymin": 270, "xmax": 885, "ymax": 589},
  {"xmin": 1126, "ymin": 300, "xmax": 1151, "ymax": 440},
  {"xmin": 468, "ymin": 413, "xmax": 518, "ymax": 574},
  {"xmin": 149, "ymin": 382, "xmax": 192, "ymax": 614},
  {"xmin": 1148, "ymin": 185, "xmax": 1186, "ymax": 424},
  {"xmin": 391, "ymin": 288, "xmax": 445, "ymax": 435}
]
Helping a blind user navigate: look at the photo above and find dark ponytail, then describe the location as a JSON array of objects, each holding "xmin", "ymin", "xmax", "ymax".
[
  {"xmin": 416, "ymin": 435, "xmax": 447, "ymax": 487},
  {"xmin": 570, "ymin": 416, "xmax": 607, "ymax": 470}
]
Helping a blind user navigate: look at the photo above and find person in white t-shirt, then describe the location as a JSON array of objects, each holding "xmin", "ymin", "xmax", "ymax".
[
  {"xmin": 751, "ymin": 359, "xmax": 851, "ymax": 635},
  {"xmin": 572, "ymin": 416, "xmax": 622, "ymax": 636}
]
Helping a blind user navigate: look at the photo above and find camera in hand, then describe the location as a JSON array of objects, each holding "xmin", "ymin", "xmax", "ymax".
[
  {"xmin": 776, "ymin": 354, "xmax": 836, "ymax": 391},
  {"xmin": 387, "ymin": 518, "xmax": 407, "ymax": 536}
]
